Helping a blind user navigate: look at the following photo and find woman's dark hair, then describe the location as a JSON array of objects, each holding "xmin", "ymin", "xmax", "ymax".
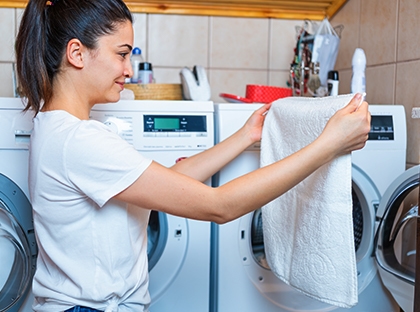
[{"xmin": 15, "ymin": 0, "xmax": 133, "ymax": 113}]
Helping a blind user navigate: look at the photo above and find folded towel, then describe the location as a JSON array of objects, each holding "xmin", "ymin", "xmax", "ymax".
[{"xmin": 260, "ymin": 94, "xmax": 358, "ymax": 308}]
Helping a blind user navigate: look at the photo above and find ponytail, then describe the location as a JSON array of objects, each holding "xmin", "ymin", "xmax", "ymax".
[{"xmin": 16, "ymin": 0, "xmax": 52, "ymax": 113}]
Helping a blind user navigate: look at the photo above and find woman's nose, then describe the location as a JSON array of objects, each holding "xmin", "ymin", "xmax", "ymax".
[{"xmin": 125, "ymin": 60, "xmax": 133, "ymax": 78}]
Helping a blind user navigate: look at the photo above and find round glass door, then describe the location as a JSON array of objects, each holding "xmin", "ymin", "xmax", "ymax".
[
  {"xmin": 147, "ymin": 210, "xmax": 188, "ymax": 302},
  {"xmin": 376, "ymin": 166, "xmax": 419, "ymax": 285},
  {"xmin": 240, "ymin": 170, "xmax": 380, "ymax": 311},
  {"xmin": 0, "ymin": 204, "xmax": 32, "ymax": 311},
  {"xmin": 147, "ymin": 210, "xmax": 168, "ymax": 271}
]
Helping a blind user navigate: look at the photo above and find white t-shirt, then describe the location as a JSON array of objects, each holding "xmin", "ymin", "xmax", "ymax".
[{"xmin": 29, "ymin": 111, "xmax": 153, "ymax": 312}]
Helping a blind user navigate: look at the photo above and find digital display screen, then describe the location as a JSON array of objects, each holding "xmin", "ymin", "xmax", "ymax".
[
  {"xmin": 368, "ymin": 115, "xmax": 394, "ymax": 140},
  {"xmin": 154, "ymin": 118, "xmax": 180, "ymax": 130},
  {"xmin": 144, "ymin": 115, "xmax": 207, "ymax": 132}
]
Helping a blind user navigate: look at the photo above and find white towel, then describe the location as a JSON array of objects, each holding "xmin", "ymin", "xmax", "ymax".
[{"xmin": 260, "ymin": 94, "xmax": 358, "ymax": 308}]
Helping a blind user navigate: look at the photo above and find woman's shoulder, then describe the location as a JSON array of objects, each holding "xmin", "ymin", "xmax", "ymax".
[{"xmin": 35, "ymin": 110, "xmax": 111, "ymax": 134}]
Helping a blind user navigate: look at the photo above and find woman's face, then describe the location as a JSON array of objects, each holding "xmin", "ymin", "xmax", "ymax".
[{"xmin": 84, "ymin": 20, "xmax": 134, "ymax": 105}]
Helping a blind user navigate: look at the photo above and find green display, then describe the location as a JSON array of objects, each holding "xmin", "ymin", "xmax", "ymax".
[
  {"xmin": 154, "ymin": 118, "xmax": 180, "ymax": 130},
  {"xmin": 144, "ymin": 115, "xmax": 207, "ymax": 132}
]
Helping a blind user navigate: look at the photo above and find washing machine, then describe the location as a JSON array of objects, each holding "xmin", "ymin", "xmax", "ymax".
[
  {"xmin": 375, "ymin": 164, "xmax": 419, "ymax": 312},
  {"xmin": 90, "ymin": 100, "xmax": 214, "ymax": 312},
  {"xmin": 210, "ymin": 103, "xmax": 406, "ymax": 312},
  {"xmin": 0, "ymin": 97, "xmax": 37, "ymax": 312}
]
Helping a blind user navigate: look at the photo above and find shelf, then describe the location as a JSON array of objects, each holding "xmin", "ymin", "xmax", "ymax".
[{"xmin": 0, "ymin": 0, "xmax": 348, "ymax": 20}]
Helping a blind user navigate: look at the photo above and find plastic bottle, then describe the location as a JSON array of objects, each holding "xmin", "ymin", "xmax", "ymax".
[
  {"xmin": 138, "ymin": 62, "xmax": 153, "ymax": 84},
  {"xmin": 351, "ymin": 48, "xmax": 366, "ymax": 94},
  {"xmin": 327, "ymin": 70, "xmax": 339, "ymax": 96},
  {"xmin": 130, "ymin": 47, "xmax": 144, "ymax": 83}
]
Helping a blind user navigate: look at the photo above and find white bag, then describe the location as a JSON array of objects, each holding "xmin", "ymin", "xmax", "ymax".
[{"xmin": 311, "ymin": 18, "xmax": 341, "ymax": 87}]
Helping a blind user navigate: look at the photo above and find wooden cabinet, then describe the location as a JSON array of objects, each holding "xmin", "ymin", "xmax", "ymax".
[{"xmin": 0, "ymin": 0, "xmax": 347, "ymax": 20}]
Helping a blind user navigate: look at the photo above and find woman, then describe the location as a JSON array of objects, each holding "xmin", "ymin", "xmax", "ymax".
[{"xmin": 15, "ymin": 0, "xmax": 371, "ymax": 311}]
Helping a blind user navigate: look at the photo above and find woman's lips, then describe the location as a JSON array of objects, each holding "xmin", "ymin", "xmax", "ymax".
[{"xmin": 116, "ymin": 81, "xmax": 125, "ymax": 90}]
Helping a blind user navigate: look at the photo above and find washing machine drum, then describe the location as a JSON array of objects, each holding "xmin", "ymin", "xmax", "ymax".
[
  {"xmin": 0, "ymin": 174, "xmax": 35, "ymax": 311},
  {"xmin": 375, "ymin": 165, "xmax": 419, "ymax": 311},
  {"xmin": 251, "ymin": 185, "xmax": 365, "ymax": 270},
  {"xmin": 147, "ymin": 210, "xmax": 167, "ymax": 271}
]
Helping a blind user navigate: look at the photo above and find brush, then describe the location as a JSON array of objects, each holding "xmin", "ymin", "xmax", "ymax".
[{"xmin": 307, "ymin": 62, "xmax": 321, "ymax": 95}]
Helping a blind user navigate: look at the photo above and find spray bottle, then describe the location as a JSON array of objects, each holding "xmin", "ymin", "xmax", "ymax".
[{"xmin": 351, "ymin": 48, "xmax": 366, "ymax": 95}]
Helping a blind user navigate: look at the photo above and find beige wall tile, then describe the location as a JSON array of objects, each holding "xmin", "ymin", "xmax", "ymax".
[
  {"xmin": 209, "ymin": 69, "xmax": 267, "ymax": 103},
  {"xmin": 152, "ymin": 67, "xmax": 183, "ymax": 84},
  {"xmin": 396, "ymin": 61, "xmax": 420, "ymax": 164},
  {"xmin": 338, "ymin": 69, "xmax": 352, "ymax": 95},
  {"xmin": 365, "ymin": 64, "xmax": 395, "ymax": 104},
  {"xmin": 397, "ymin": 0, "xmax": 420, "ymax": 61},
  {"xmin": 210, "ymin": 17, "xmax": 269, "ymax": 69},
  {"xmin": 269, "ymin": 19, "xmax": 302, "ymax": 71},
  {"xmin": 132, "ymin": 13, "xmax": 147, "ymax": 60},
  {"xmin": 331, "ymin": 0, "xmax": 360, "ymax": 70},
  {"xmin": 360, "ymin": 0, "xmax": 398, "ymax": 66},
  {"xmin": 0, "ymin": 63, "xmax": 14, "ymax": 97},
  {"xmin": 0, "ymin": 8, "xmax": 16, "ymax": 62},
  {"xmin": 268, "ymin": 71, "xmax": 291, "ymax": 88},
  {"xmin": 148, "ymin": 14, "xmax": 209, "ymax": 68}
]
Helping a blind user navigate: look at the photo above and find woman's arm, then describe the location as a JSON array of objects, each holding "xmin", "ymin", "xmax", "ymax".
[
  {"xmin": 114, "ymin": 94, "xmax": 370, "ymax": 224},
  {"xmin": 169, "ymin": 103, "xmax": 271, "ymax": 182}
]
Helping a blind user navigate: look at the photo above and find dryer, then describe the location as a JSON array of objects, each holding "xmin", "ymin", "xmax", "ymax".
[
  {"xmin": 376, "ymin": 164, "xmax": 419, "ymax": 312},
  {"xmin": 211, "ymin": 103, "xmax": 406, "ymax": 312},
  {"xmin": 90, "ymin": 100, "xmax": 214, "ymax": 312},
  {"xmin": 0, "ymin": 97, "xmax": 37, "ymax": 312}
]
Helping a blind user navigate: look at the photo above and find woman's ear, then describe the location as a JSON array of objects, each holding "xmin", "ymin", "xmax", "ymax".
[{"xmin": 66, "ymin": 38, "xmax": 84, "ymax": 69}]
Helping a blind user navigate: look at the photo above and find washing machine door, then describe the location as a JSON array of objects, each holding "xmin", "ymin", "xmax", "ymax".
[
  {"xmin": 0, "ymin": 174, "xmax": 36, "ymax": 311},
  {"xmin": 147, "ymin": 210, "xmax": 188, "ymax": 301},
  {"xmin": 239, "ymin": 164, "xmax": 381, "ymax": 311},
  {"xmin": 376, "ymin": 165, "xmax": 419, "ymax": 312}
]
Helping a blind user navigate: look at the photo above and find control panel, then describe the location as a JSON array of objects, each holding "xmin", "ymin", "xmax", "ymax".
[
  {"xmin": 90, "ymin": 100, "xmax": 214, "ymax": 152},
  {"xmin": 369, "ymin": 115, "xmax": 394, "ymax": 140}
]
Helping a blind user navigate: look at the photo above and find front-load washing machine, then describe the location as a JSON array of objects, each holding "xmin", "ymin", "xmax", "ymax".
[
  {"xmin": 90, "ymin": 100, "xmax": 214, "ymax": 312},
  {"xmin": 210, "ymin": 103, "xmax": 406, "ymax": 312},
  {"xmin": 0, "ymin": 97, "xmax": 37, "ymax": 312},
  {"xmin": 376, "ymin": 165, "xmax": 419, "ymax": 312}
]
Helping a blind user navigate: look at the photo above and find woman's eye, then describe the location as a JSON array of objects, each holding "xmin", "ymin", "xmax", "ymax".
[{"xmin": 120, "ymin": 53, "xmax": 129, "ymax": 58}]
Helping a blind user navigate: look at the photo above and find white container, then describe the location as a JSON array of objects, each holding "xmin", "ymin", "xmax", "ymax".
[
  {"xmin": 138, "ymin": 62, "xmax": 153, "ymax": 84},
  {"xmin": 351, "ymin": 48, "xmax": 366, "ymax": 94},
  {"xmin": 130, "ymin": 47, "xmax": 144, "ymax": 83},
  {"xmin": 327, "ymin": 70, "xmax": 339, "ymax": 96}
]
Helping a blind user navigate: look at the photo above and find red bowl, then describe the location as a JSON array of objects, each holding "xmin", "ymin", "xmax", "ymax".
[{"xmin": 245, "ymin": 85, "xmax": 292, "ymax": 103}]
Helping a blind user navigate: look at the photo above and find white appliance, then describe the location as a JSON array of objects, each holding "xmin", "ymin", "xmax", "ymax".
[
  {"xmin": 0, "ymin": 97, "xmax": 37, "ymax": 312},
  {"xmin": 375, "ymin": 164, "xmax": 419, "ymax": 312},
  {"xmin": 90, "ymin": 100, "xmax": 214, "ymax": 312},
  {"xmin": 211, "ymin": 103, "xmax": 406, "ymax": 312}
]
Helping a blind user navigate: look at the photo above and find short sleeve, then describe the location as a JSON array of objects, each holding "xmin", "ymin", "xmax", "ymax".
[{"xmin": 64, "ymin": 121, "xmax": 152, "ymax": 207}]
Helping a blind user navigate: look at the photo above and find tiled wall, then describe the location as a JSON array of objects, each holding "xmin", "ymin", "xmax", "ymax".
[
  {"xmin": 331, "ymin": 0, "xmax": 420, "ymax": 166},
  {"xmin": 135, "ymin": 14, "xmax": 300, "ymax": 100},
  {"xmin": 0, "ymin": 8, "xmax": 18, "ymax": 97},
  {"xmin": 0, "ymin": 0, "xmax": 418, "ymax": 165},
  {"xmin": 0, "ymin": 9, "xmax": 299, "ymax": 102}
]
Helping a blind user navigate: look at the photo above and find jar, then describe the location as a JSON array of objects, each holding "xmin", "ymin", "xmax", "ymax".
[{"xmin": 139, "ymin": 62, "xmax": 153, "ymax": 84}]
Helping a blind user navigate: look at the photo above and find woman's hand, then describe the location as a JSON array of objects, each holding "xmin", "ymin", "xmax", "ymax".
[
  {"xmin": 241, "ymin": 103, "xmax": 272, "ymax": 144},
  {"xmin": 318, "ymin": 93, "xmax": 371, "ymax": 157},
  {"xmin": 169, "ymin": 103, "xmax": 271, "ymax": 182}
]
